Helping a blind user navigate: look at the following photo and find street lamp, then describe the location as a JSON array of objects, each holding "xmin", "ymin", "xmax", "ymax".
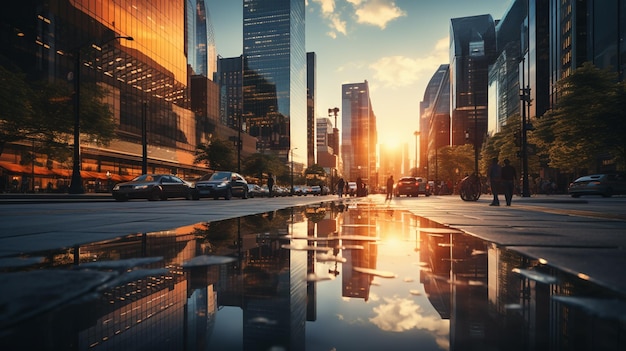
[
  {"xmin": 68, "ymin": 35, "xmax": 134, "ymax": 194},
  {"xmin": 413, "ymin": 131, "xmax": 420, "ymax": 176},
  {"xmin": 290, "ymin": 147, "xmax": 298, "ymax": 196}
]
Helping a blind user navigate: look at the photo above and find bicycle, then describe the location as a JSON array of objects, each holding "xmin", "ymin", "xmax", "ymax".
[{"xmin": 459, "ymin": 173, "xmax": 481, "ymax": 201}]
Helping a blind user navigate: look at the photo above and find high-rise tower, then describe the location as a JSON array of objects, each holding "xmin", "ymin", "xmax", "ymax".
[{"xmin": 242, "ymin": 0, "xmax": 307, "ymax": 164}]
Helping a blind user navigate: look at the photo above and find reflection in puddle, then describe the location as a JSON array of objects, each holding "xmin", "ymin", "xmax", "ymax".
[{"xmin": 0, "ymin": 203, "xmax": 624, "ymax": 350}]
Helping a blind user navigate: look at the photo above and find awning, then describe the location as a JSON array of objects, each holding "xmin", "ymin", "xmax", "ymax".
[
  {"xmin": 0, "ymin": 162, "xmax": 55, "ymax": 176},
  {"xmin": 0, "ymin": 162, "xmax": 133, "ymax": 181}
]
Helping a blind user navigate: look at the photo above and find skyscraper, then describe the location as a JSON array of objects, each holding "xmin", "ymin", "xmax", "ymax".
[
  {"xmin": 341, "ymin": 81, "xmax": 378, "ymax": 183},
  {"xmin": 242, "ymin": 0, "xmax": 307, "ymax": 164}
]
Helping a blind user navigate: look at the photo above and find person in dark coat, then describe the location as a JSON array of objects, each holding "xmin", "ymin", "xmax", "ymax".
[
  {"xmin": 337, "ymin": 178, "xmax": 345, "ymax": 198},
  {"xmin": 500, "ymin": 159, "xmax": 517, "ymax": 206},
  {"xmin": 487, "ymin": 157, "xmax": 501, "ymax": 206},
  {"xmin": 267, "ymin": 173, "xmax": 275, "ymax": 197},
  {"xmin": 386, "ymin": 175, "xmax": 394, "ymax": 201}
]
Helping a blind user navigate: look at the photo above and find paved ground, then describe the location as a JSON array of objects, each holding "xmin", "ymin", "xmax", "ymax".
[{"xmin": 2, "ymin": 192, "xmax": 625, "ymax": 298}]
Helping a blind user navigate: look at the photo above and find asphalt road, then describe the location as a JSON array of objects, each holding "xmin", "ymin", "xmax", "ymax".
[{"xmin": 1, "ymin": 193, "xmax": 625, "ymax": 297}]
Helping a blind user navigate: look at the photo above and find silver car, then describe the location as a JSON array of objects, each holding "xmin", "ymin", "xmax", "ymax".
[{"xmin": 568, "ymin": 173, "xmax": 626, "ymax": 198}]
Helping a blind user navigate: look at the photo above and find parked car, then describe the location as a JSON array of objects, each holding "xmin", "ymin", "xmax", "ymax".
[
  {"xmin": 395, "ymin": 176, "xmax": 431, "ymax": 197},
  {"xmin": 195, "ymin": 171, "xmax": 248, "ymax": 200},
  {"xmin": 112, "ymin": 174, "xmax": 199, "ymax": 201},
  {"xmin": 347, "ymin": 182, "xmax": 357, "ymax": 196},
  {"xmin": 309, "ymin": 185, "xmax": 322, "ymax": 196},
  {"xmin": 568, "ymin": 173, "xmax": 626, "ymax": 198},
  {"xmin": 247, "ymin": 184, "xmax": 264, "ymax": 198}
]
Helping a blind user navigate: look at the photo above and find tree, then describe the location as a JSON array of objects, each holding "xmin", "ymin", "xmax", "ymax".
[
  {"xmin": 194, "ymin": 137, "xmax": 236, "ymax": 170},
  {"xmin": 242, "ymin": 152, "xmax": 286, "ymax": 181},
  {"xmin": 0, "ymin": 62, "xmax": 35, "ymax": 156},
  {"xmin": 0, "ymin": 60, "xmax": 117, "ymax": 161},
  {"xmin": 536, "ymin": 62, "xmax": 625, "ymax": 174},
  {"xmin": 304, "ymin": 164, "xmax": 327, "ymax": 186}
]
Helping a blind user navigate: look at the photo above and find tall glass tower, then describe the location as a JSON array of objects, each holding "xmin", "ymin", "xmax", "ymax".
[{"xmin": 242, "ymin": 0, "xmax": 307, "ymax": 164}]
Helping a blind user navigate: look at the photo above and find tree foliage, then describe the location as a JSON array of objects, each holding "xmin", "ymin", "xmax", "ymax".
[
  {"xmin": 194, "ymin": 137, "xmax": 236, "ymax": 170},
  {"xmin": 242, "ymin": 152, "xmax": 287, "ymax": 182},
  {"xmin": 535, "ymin": 62, "xmax": 626, "ymax": 174},
  {"xmin": 0, "ymin": 60, "xmax": 116, "ymax": 161}
]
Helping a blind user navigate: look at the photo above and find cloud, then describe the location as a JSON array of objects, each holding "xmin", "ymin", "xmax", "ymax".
[
  {"xmin": 369, "ymin": 37, "xmax": 449, "ymax": 89},
  {"xmin": 349, "ymin": 0, "xmax": 406, "ymax": 29},
  {"xmin": 369, "ymin": 297, "xmax": 449, "ymax": 348},
  {"xmin": 311, "ymin": 0, "xmax": 405, "ymax": 37}
]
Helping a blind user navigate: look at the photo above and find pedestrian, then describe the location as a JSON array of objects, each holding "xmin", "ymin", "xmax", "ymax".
[
  {"xmin": 267, "ymin": 172, "xmax": 275, "ymax": 197},
  {"xmin": 487, "ymin": 157, "xmax": 501, "ymax": 206},
  {"xmin": 386, "ymin": 175, "xmax": 394, "ymax": 201},
  {"xmin": 337, "ymin": 177, "xmax": 345, "ymax": 198},
  {"xmin": 501, "ymin": 159, "xmax": 516, "ymax": 206}
]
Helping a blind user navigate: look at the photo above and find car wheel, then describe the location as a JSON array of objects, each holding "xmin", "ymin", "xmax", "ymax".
[
  {"xmin": 602, "ymin": 189, "xmax": 613, "ymax": 197},
  {"xmin": 114, "ymin": 196, "xmax": 127, "ymax": 202},
  {"xmin": 224, "ymin": 188, "xmax": 232, "ymax": 200},
  {"xmin": 149, "ymin": 188, "xmax": 162, "ymax": 201},
  {"xmin": 242, "ymin": 187, "xmax": 248, "ymax": 199}
]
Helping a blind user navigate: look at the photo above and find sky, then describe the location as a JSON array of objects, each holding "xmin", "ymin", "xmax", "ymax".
[{"xmin": 207, "ymin": 0, "xmax": 513, "ymax": 150}]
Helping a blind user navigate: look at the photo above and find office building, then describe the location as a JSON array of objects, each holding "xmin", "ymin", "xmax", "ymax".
[
  {"xmin": 242, "ymin": 0, "xmax": 307, "ymax": 165},
  {"xmin": 449, "ymin": 14, "xmax": 496, "ymax": 148},
  {"xmin": 341, "ymin": 81, "xmax": 378, "ymax": 184},
  {"xmin": 0, "ymin": 0, "xmax": 212, "ymax": 193}
]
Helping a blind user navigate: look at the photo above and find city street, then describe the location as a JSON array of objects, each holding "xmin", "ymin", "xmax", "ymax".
[{"xmin": 2, "ymin": 193, "xmax": 626, "ymax": 296}]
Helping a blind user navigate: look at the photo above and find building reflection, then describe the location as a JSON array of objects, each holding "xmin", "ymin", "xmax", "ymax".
[{"xmin": 1, "ymin": 203, "xmax": 625, "ymax": 350}]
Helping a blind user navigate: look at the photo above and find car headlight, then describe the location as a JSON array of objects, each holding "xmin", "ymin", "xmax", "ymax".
[
  {"xmin": 112, "ymin": 184, "xmax": 120, "ymax": 191},
  {"xmin": 133, "ymin": 185, "xmax": 149, "ymax": 190},
  {"xmin": 216, "ymin": 181, "xmax": 228, "ymax": 188}
]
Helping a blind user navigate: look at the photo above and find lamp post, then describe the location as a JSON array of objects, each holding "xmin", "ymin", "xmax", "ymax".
[
  {"xmin": 68, "ymin": 35, "xmax": 133, "ymax": 194},
  {"xmin": 290, "ymin": 147, "xmax": 298, "ymax": 196},
  {"xmin": 413, "ymin": 131, "xmax": 420, "ymax": 176}
]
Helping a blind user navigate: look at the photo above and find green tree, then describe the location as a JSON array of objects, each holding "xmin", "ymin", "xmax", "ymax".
[
  {"xmin": 242, "ymin": 152, "xmax": 286, "ymax": 181},
  {"xmin": 304, "ymin": 164, "xmax": 327, "ymax": 186},
  {"xmin": 0, "ymin": 60, "xmax": 117, "ymax": 161},
  {"xmin": 194, "ymin": 137, "xmax": 236, "ymax": 170},
  {"xmin": 0, "ymin": 62, "xmax": 35, "ymax": 155},
  {"xmin": 537, "ymin": 62, "xmax": 625, "ymax": 174}
]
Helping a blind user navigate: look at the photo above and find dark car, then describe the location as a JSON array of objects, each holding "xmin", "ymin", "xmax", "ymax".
[
  {"xmin": 395, "ymin": 176, "xmax": 431, "ymax": 197},
  {"xmin": 568, "ymin": 173, "xmax": 626, "ymax": 198},
  {"xmin": 195, "ymin": 171, "xmax": 248, "ymax": 200},
  {"xmin": 112, "ymin": 174, "xmax": 199, "ymax": 201}
]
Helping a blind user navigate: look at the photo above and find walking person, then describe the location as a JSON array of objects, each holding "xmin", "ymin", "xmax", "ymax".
[
  {"xmin": 337, "ymin": 177, "xmax": 345, "ymax": 198},
  {"xmin": 500, "ymin": 159, "xmax": 517, "ymax": 206},
  {"xmin": 487, "ymin": 157, "xmax": 501, "ymax": 206},
  {"xmin": 267, "ymin": 173, "xmax": 275, "ymax": 197},
  {"xmin": 386, "ymin": 175, "xmax": 394, "ymax": 201}
]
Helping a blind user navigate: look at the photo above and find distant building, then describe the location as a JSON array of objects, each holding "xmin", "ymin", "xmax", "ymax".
[
  {"xmin": 420, "ymin": 64, "xmax": 450, "ymax": 181},
  {"xmin": 307, "ymin": 52, "xmax": 317, "ymax": 167},
  {"xmin": 341, "ymin": 81, "xmax": 378, "ymax": 184}
]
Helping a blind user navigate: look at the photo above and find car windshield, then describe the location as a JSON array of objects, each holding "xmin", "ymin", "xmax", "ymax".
[
  {"xmin": 133, "ymin": 174, "xmax": 158, "ymax": 182},
  {"xmin": 209, "ymin": 172, "xmax": 231, "ymax": 181}
]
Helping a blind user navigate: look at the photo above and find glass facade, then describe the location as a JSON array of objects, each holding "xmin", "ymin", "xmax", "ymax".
[
  {"xmin": 242, "ymin": 0, "xmax": 307, "ymax": 165},
  {"xmin": 341, "ymin": 81, "xmax": 378, "ymax": 183},
  {"xmin": 0, "ymin": 0, "xmax": 210, "ymax": 192},
  {"xmin": 449, "ymin": 15, "xmax": 496, "ymax": 147},
  {"xmin": 420, "ymin": 64, "xmax": 450, "ymax": 181}
]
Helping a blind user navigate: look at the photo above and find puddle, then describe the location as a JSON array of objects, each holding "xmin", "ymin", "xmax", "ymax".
[{"xmin": 1, "ymin": 202, "xmax": 625, "ymax": 350}]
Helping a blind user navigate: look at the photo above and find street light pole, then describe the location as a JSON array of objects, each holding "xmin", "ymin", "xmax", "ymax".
[
  {"xmin": 68, "ymin": 35, "xmax": 133, "ymax": 194},
  {"xmin": 413, "ymin": 131, "xmax": 419, "ymax": 176},
  {"xmin": 291, "ymin": 147, "xmax": 298, "ymax": 196}
]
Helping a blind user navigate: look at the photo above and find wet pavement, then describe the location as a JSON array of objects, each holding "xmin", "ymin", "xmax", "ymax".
[{"xmin": 0, "ymin": 194, "xmax": 625, "ymax": 350}]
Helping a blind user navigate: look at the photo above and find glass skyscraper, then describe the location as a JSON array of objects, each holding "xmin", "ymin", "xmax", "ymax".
[
  {"xmin": 0, "ymin": 0, "xmax": 213, "ymax": 192},
  {"xmin": 242, "ymin": 0, "xmax": 307, "ymax": 164},
  {"xmin": 341, "ymin": 81, "xmax": 378, "ymax": 183}
]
